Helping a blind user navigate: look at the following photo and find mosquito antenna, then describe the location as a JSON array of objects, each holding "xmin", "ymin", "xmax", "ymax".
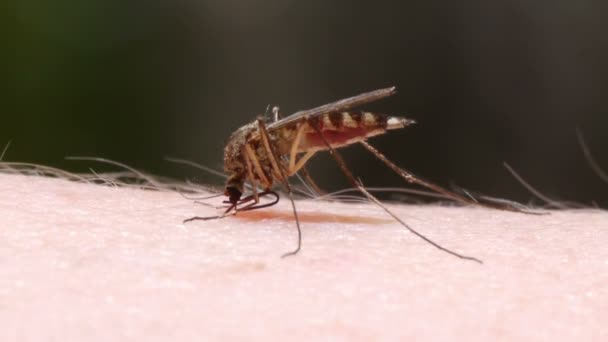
[
  {"xmin": 309, "ymin": 123, "xmax": 482, "ymax": 263},
  {"xmin": 0, "ymin": 140, "xmax": 11, "ymax": 161},
  {"xmin": 502, "ymin": 162, "xmax": 570, "ymax": 209},
  {"xmin": 576, "ymin": 128, "xmax": 608, "ymax": 184}
]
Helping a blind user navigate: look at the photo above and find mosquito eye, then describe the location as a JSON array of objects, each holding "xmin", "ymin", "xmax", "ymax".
[{"xmin": 224, "ymin": 187, "xmax": 242, "ymax": 204}]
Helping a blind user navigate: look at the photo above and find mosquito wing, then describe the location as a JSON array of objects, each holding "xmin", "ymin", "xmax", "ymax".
[{"xmin": 267, "ymin": 86, "xmax": 396, "ymax": 131}]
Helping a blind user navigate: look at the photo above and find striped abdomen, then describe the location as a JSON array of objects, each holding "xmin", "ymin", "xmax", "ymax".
[{"xmin": 296, "ymin": 112, "xmax": 415, "ymax": 152}]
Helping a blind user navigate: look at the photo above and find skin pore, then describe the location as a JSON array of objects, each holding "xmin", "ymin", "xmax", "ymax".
[{"xmin": 0, "ymin": 172, "xmax": 607, "ymax": 341}]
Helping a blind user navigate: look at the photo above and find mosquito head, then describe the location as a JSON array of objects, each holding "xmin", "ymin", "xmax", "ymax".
[
  {"xmin": 386, "ymin": 116, "xmax": 416, "ymax": 130},
  {"xmin": 224, "ymin": 171, "xmax": 246, "ymax": 204},
  {"xmin": 224, "ymin": 185, "xmax": 242, "ymax": 204}
]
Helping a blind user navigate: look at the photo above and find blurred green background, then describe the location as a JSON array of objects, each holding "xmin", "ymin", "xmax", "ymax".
[{"xmin": 4, "ymin": 0, "xmax": 608, "ymax": 206}]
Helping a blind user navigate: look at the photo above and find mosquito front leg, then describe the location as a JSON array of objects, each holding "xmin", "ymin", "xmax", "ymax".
[
  {"xmin": 244, "ymin": 143, "xmax": 271, "ymax": 187},
  {"xmin": 183, "ymin": 206, "xmax": 237, "ymax": 223},
  {"xmin": 257, "ymin": 119, "xmax": 284, "ymax": 181},
  {"xmin": 184, "ymin": 190, "xmax": 280, "ymax": 223},
  {"xmin": 257, "ymin": 119, "xmax": 303, "ymax": 257},
  {"xmin": 235, "ymin": 190, "xmax": 280, "ymax": 212},
  {"xmin": 184, "ymin": 147, "xmax": 263, "ymax": 224},
  {"xmin": 242, "ymin": 146, "xmax": 260, "ymax": 204}
]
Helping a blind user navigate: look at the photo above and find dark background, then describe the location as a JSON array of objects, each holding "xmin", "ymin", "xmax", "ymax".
[{"xmin": 4, "ymin": 0, "xmax": 608, "ymax": 206}]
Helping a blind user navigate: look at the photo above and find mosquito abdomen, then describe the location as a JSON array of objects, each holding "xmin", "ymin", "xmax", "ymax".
[{"xmin": 299, "ymin": 112, "xmax": 415, "ymax": 151}]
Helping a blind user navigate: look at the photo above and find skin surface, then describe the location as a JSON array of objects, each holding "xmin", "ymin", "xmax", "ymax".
[{"xmin": 1, "ymin": 173, "xmax": 607, "ymax": 341}]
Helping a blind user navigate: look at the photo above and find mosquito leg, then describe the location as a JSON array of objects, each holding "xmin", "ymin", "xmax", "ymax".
[
  {"xmin": 193, "ymin": 200, "xmax": 219, "ymax": 208},
  {"xmin": 309, "ymin": 122, "xmax": 482, "ymax": 264},
  {"xmin": 184, "ymin": 144, "xmax": 277, "ymax": 224},
  {"xmin": 288, "ymin": 151, "xmax": 316, "ymax": 176},
  {"xmin": 244, "ymin": 144, "xmax": 271, "ymax": 187},
  {"xmin": 281, "ymin": 121, "xmax": 322, "ymax": 194},
  {"xmin": 257, "ymin": 119, "xmax": 303, "ymax": 257},
  {"xmin": 183, "ymin": 203, "xmax": 237, "ymax": 223},
  {"xmin": 242, "ymin": 147, "xmax": 260, "ymax": 203},
  {"xmin": 359, "ymin": 140, "xmax": 537, "ymax": 214},
  {"xmin": 288, "ymin": 122, "xmax": 306, "ymax": 172},
  {"xmin": 185, "ymin": 162, "xmax": 260, "ymax": 223},
  {"xmin": 236, "ymin": 190, "xmax": 280, "ymax": 212},
  {"xmin": 257, "ymin": 121, "xmax": 284, "ymax": 181},
  {"xmin": 360, "ymin": 141, "xmax": 479, "ymax": 204},
  {"xmin": 184, "ymin": 190, "xmax": 279, "ymax": 224}
]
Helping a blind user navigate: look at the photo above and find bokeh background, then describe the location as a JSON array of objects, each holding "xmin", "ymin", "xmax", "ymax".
[{"xmin": 4, "ymin": 0, "xmax": 608, "ymax": 206}]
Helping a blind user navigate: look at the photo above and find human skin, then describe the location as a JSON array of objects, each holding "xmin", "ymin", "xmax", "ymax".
[{"xmin": 0, "ymin": 173, "xmax": 607, "ymax": 341}]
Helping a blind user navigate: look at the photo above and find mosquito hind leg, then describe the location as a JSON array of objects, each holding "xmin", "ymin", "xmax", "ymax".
[
  {"xmin": 359, "ymin": 141, "xmax": 537, "ymax": 214},
  {"xmin": 308, "ymin": 121, "xmax": 482, "ymax": 264}
]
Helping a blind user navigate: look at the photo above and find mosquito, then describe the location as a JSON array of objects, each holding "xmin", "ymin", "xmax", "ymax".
[{"xmin": 184, "ymin": 87, "xmax": 532, "ymax": 263}]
